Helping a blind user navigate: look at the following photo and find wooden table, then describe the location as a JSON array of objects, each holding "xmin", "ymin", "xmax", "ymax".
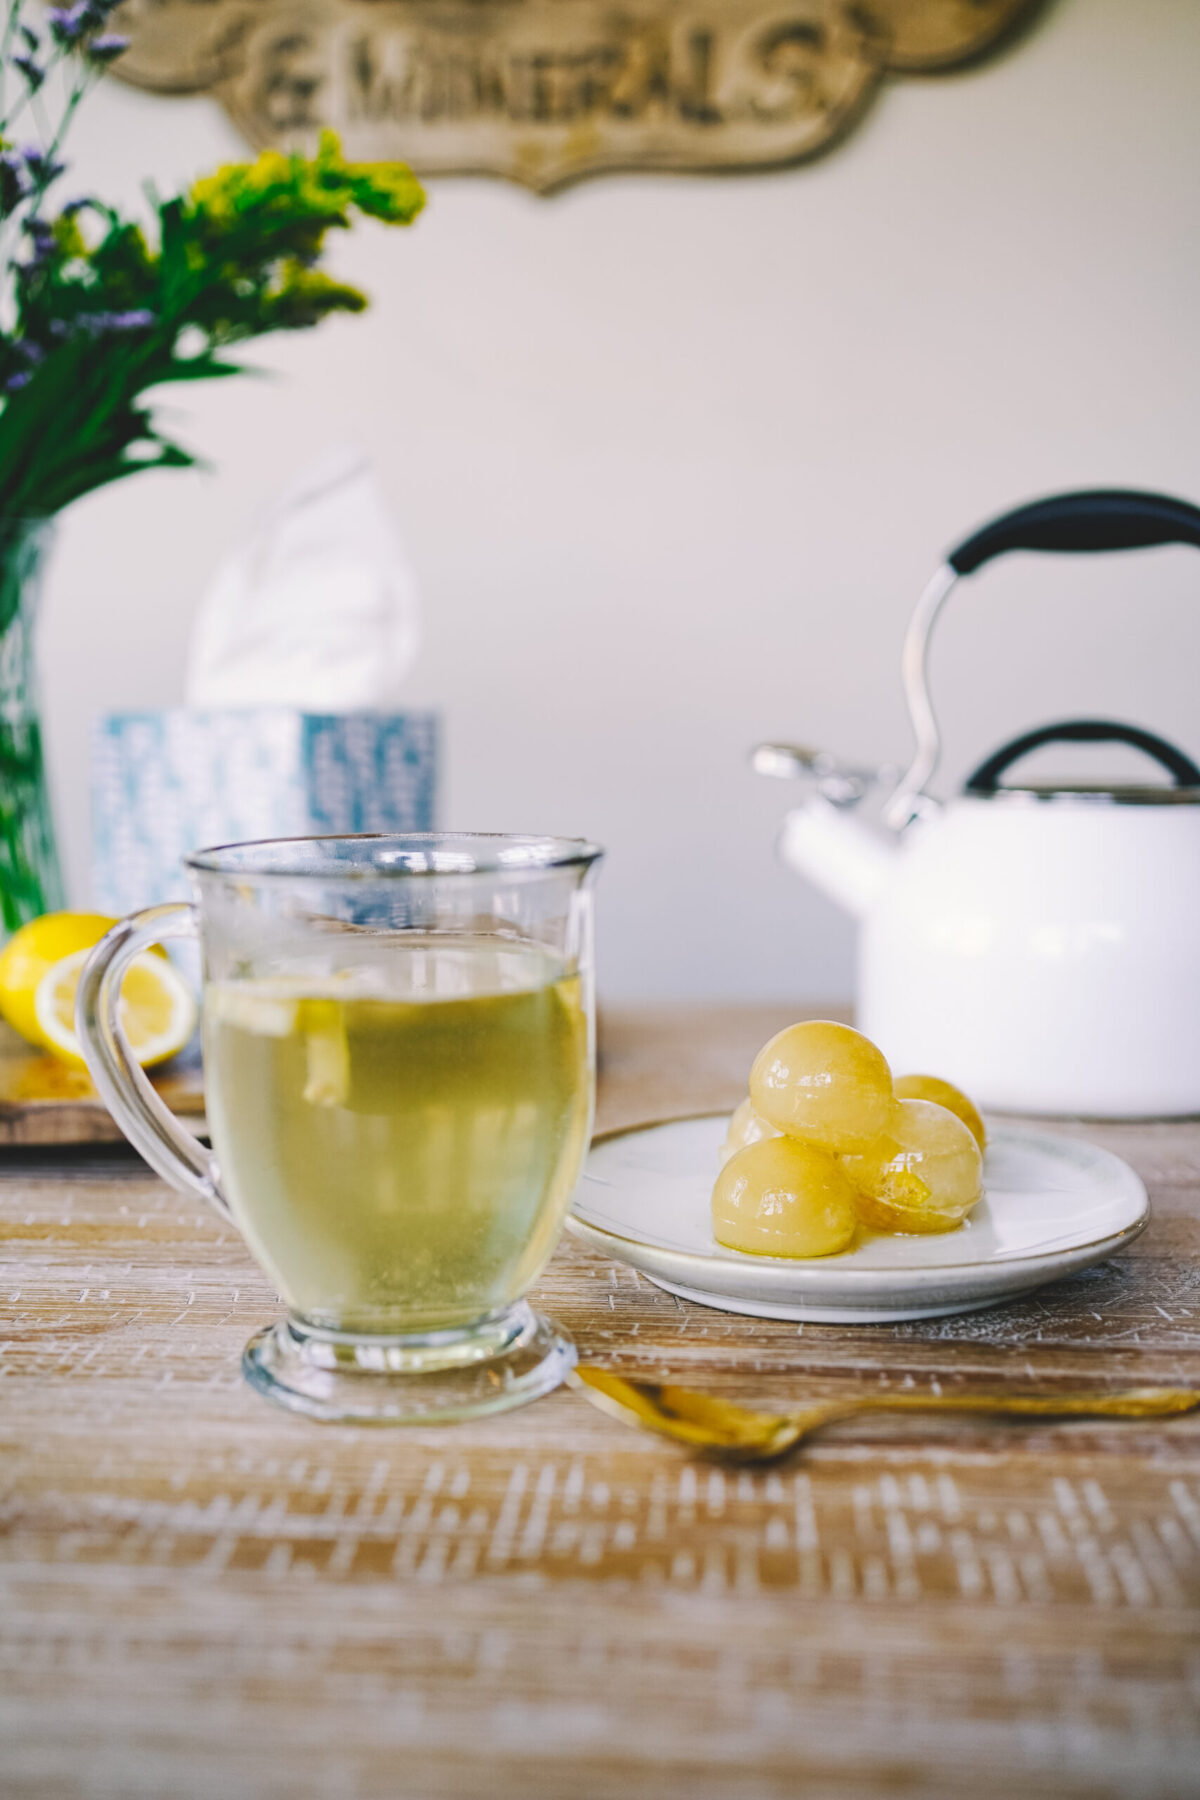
[{"xmin": 3, "ymin": 1005, "xmax": 1199, "ymax": 1799}]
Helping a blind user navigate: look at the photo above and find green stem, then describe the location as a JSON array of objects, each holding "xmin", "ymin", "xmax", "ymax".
[
  {"xmin": 0, "ymin": 709, "xmax": 63, "ymax": 930},
  {"xmin": 0, "ymin": 520, "xmax": 63, "ymax": 931},
  {"xmin": 0, "ymin": 30, "xmax": 76, "ymax": 137}
]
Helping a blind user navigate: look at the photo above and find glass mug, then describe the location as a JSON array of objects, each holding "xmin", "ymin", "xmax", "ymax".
[{"xmin": 76, "ymin": 834, "xmax": 603, "ymax": 1423}]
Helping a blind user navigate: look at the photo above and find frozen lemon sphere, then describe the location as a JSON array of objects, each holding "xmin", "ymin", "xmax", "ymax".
[
  {"xmin": 718, "ymin": 1096, "xmax": 780, "ymax": 1167},
  {"xmin": 712, "ymin": 1137, "xmax": 857, "ymax": 1258},
  {"xmin": 894, "ymin": 1073, "xmax": 987, "ymax": 1152},
  {"xmin": 840, "ymin": 1098, "xmax": 983, "ymax": 1235},
  {"xmin": 749, "ymin": 1020, "xmax": 894, "ymax": 1155}
]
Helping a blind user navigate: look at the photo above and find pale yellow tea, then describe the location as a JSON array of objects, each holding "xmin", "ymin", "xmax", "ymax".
[{"xmin": 204, "ymin": 938, "xmax": 591, "ymax": 1333}]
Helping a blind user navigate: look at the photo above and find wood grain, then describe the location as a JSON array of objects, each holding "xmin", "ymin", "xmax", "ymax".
[{"xmin": 3, "ymin": 1005, "xmax": 1200, "ymax": 1799}]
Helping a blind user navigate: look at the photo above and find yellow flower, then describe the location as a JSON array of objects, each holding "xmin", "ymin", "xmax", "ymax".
[{"xmin": 187, "ymin": 132, "xmax": 424, "ymax": 230}]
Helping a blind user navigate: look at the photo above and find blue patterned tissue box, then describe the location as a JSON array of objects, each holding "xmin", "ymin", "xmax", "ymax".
[{"xmin": 91, "ymin": 710, "xmax": 438, "ymax": 916}]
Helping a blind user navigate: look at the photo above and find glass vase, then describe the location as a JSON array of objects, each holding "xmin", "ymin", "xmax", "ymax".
[{"xmin": 0, "ymin": 520, "xmax": 64, "ymax": 933}]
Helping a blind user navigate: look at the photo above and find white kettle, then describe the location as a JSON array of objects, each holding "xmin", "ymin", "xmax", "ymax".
[{"xmin": 758, "ymin": 489, "xmax": 1200, "ymax": 1118}]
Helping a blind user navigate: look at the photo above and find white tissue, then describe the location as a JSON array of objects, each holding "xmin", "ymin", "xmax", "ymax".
[{"xmin": 185, "ymin": 448, "xmax": 421, "ymax": 710}]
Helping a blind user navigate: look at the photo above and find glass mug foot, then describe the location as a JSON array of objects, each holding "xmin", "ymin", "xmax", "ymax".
[{"xmin": 242, "ymin": 1301, "xmax": 577, "ymax": 1424}]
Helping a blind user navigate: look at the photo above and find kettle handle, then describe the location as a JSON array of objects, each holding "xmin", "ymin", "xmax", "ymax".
[
  {"xmin": 965, "ymin": 718, "xmax": 1200, "ymax": 794},
  {"xmin": 949, "ymin": 489, "xmax": 1200, "ymax": 575},
  {"xmin": 884, "ymin": 487, "xmax": 1200, "ymax": 828}
]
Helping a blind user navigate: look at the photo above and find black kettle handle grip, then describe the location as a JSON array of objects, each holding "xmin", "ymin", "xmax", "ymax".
[
  {"xmin": 949, "ymin": 489, "xmax": 1200, "ymax": 576},
  {"xmin": 966, "ymin": 719, "xmax": 1200, "ymax": 794}
]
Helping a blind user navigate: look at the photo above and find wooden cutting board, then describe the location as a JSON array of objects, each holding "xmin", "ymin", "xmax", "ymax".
[{"xmin": 0, "ymin": 1020, "xmax": 204, "ymax": 1145}]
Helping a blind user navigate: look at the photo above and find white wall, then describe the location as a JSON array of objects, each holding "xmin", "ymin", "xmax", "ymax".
[{"xmin": 41, "ymin": 0, "xmax": 1200, "ymax": 1001}]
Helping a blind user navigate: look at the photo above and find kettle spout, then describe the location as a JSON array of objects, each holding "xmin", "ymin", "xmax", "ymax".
[{"xmin": 778, "ymin": 796, "xmax": 897, "ymax": 920}]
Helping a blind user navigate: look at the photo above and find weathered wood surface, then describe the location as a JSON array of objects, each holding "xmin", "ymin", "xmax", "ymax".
[
  {"xmin": 3, "ymin": 1003, "xmax": 1200, "ymax": 1799},
  {"xmin": 0, "ymin": 1022, "xmax": 204, "ymax": 1146}
]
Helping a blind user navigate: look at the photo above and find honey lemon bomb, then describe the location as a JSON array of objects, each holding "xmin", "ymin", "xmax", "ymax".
[
  {"xmin": 712, "ymin": 1137, "xmax": 858, "ymax": 1258},
  {"xmin": 750, "ymin": 1020, "xmax": 894, "ymax": 1154},
  {"xmin": 840, "ymin": 1098, "xmax": 983, "ymax": 1235},
  {"xmin": 893, "ymin": 1073, "xmax": 987, "ymax": 1153},
  {"xmin": 718, "ymin": 1096, "xmax": 780, "ymax": 1166},
  {"xmin": 714, "ymin": 1019, "xmax": 986, "ymax": 1257}
]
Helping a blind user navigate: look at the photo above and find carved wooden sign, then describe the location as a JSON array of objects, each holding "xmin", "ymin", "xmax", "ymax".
[{"xmin": 110, "ymin": 0, "xmax": 1045, "ymax": 193}]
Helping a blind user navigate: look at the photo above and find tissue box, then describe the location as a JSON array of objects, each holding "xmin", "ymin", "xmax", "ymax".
[{"xmin": 91, "ymin": 709, "xmax": 438, "ymax": 916}]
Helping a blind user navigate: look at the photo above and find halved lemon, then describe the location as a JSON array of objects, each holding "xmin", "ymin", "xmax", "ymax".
[
  {"xmin": 36, "ymin": 947, "xmax": 197, "ymax": 1069},
  {"xmin": 0, "ymin": 912, "xmax": 118, "ymax": 1049},
  {"xmin": 0, "ymin": 912, "xmax": 196, "ymax": 1069}
]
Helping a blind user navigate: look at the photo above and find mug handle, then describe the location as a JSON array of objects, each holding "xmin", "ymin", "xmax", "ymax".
[{"xmin": 74, "ymin": 902, "xmax": 228, "ymax": 1215}]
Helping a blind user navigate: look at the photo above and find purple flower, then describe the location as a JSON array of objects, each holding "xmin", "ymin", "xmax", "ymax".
[
  {"xmin": 46, "ymin": 0, "xmax": 125, "ymax": 47},
  {"xmin": 22, "ymin": 149, "xmax": 65, "ymax": 187},
  {"xmin": 86, "ymin": 34, "xmax": 129, "ymax": 62},
  {"xmin": 11, "ymin": 52, "xmax": 44, "ymax": 91},
  {"xmin": 2, "ymin": 340, "xmax": 48, "ymax": 392},
  {"xmin": 96, "ymin": 309, "xmax": 155, "ymax": 331},
  {"xmin": 18, "ymin": 217, "xmax": 57, "ymax": 271},
  {"xmin": 48, "ymin": 309, "xmax": 157, "ymax": 341},
  {"xmin": 46, "ymin": 4, "xmax": 88, "ymax": 44}
]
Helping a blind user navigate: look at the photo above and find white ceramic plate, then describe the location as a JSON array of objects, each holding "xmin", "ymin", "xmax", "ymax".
[{"xmin": 568, "ymin": 1115, "xmax": 1149, "ymax": 1322}]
